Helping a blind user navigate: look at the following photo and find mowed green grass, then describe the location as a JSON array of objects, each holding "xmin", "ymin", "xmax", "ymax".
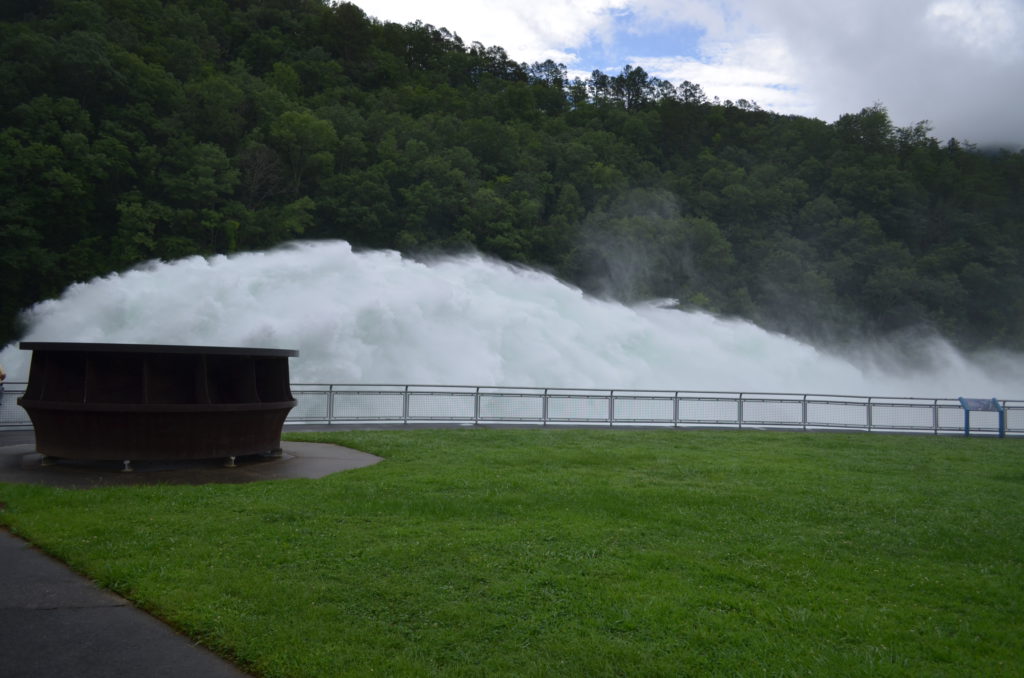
[{"xmin": 2, "ymin": 429, "xmax": 1023, "ymax": 677}]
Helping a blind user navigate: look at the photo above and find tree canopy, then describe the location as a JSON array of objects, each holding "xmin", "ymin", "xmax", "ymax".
[{"xmin": 2, "ymin": 0, "xmax": 1023, "ymax": 351}]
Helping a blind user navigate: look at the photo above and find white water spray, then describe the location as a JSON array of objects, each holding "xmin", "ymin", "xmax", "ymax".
[{"xmin": 2, "ymin": 241, "xmax": 1021, "ymax": 398}]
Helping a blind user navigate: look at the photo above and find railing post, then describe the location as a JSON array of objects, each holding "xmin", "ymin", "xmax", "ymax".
[
  {"xmin": 673, "ymin": 391, "xmax": 679, "ymax": 428},
  {"xmin": 737, "ymin": 393, "xmax": 743, "ymax": 430},
  {"xmin": 933, "ymin": 399, "xmax": 938, "ymax": 435},
  {"xmin": 327, "ymin": 384, "xmax": 334, "ymax": 425},
  {"xmin": 867, "ymin": 397, "xmax": 872, "ymax": 432},
  {"xmin": 542, "ymin": 388, "xmax": 549, "ymax": 426},
  {"xmin": 609, "ymin": 390, "xmax": 615, "ymax": 427},
  {"xmin": 802, "ymin": 395, "xmax": 808, "ymax": 432},
  {"xmin": 402, "ymin": 385, "xmax": 410, "ymax": 425},
  {"xmin": 474, "ymin": 386, "xmax": 480, "ymax": 425}
]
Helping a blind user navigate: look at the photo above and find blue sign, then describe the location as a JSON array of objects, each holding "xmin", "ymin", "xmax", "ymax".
[
  {"xmin": 958, "ymin": 397, "xmax": 1006, "ymax": 437},
  {"xmin": 958, "ymin": 397, "xmax": 1003, "ymax": 412}
]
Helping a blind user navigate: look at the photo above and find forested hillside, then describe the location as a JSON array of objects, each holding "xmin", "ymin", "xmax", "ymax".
[{"xmin": 3, "ymin": 0, "xmax": 1023, "ymax": 350}]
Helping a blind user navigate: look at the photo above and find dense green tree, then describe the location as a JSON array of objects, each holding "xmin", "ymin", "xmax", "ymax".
[{"xmin": 267, "ymin": 109, "xmax": 338, "ymax": 194}]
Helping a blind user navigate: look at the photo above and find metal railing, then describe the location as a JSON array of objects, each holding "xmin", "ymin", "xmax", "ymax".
[
  {"xmin": 3, "ymin": 381, "xmax": 1020, "ymax": 436},
  {"xmin": 288, "ymin": 384, "xmax": 1023, "ymax": 437}
]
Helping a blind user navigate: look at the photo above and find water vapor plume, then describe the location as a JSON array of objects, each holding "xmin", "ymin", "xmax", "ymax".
[{"xmin": 2, "ymin": 241, "xmax": 1022, "ymax": 399}]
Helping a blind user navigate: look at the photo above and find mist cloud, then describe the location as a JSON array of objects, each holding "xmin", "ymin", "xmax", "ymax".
[{"xmin": 4, "ymin": 241, "xmax": 1023, "ymax": 397}]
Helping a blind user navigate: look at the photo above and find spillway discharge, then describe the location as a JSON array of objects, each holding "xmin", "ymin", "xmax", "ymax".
[{"xmin": 2, "ymin": 241, "xmax": 1021, "ymax": 398}]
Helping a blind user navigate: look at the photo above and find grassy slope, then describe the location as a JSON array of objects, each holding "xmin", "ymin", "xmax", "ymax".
[{"xmin": 1, "ymin": 429, "xmax": 1022, "ymax": 677}]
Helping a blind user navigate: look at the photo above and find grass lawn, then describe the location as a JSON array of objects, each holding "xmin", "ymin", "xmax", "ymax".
[{"xmin": 2, "ymin": 429, "xmax": 1023, "ymax": 677}]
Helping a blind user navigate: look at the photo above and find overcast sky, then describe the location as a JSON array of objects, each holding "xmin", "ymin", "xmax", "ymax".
[{"xmin": 353, "ymin": 0, "xmax": 1024, "ymax": 148}]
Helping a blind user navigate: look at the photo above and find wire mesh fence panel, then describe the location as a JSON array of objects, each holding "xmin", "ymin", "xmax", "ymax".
[
  {"xmin": 678, "ymin": 398, "xmax": 739, "ymax": 424},
  {"xmin": 612, "ymin": 395, "xmax": 674, "ymax": 423},
  {"xmin": 408, "ymin": 392, "xmax": 475, "ymax": 420},
  {"xmin": 870, "ymin": 402, "xmax": 935, "ymax": 430},
  {"xmin": 742, "ymin": 399, "xmax": 803, "ymax": 426},
  {"xmin": 290, "ymin": 390, "xmax": 332, "ymax": 420},
  {"xmin": 479, "ymin": 393, "xmax": 544, "ymax": 420},
  {"xmin": 937, "ymin": 404, "xmax": 965, "ymax": 431},
  {"xmin": 547, "ymin": 395, "xmax": 611, "ymax": 421},
  {"xmin": 0, "ymin": 387, "xmax": 30, "ymax": 427},
  {"xmin": 806, "ymin": 400, "xmax": 868, "ymax": 428},
  {"xmin": 332, "ymin": 391, "xmax": 405, "ymax": 420},
  {"xmin": 1008, "ymin": 405, "xmax": 1024, "ymax": 434}
]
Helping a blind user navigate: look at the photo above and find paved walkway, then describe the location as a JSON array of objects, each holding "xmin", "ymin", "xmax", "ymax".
[
  {"xmin": 0, "ymin": 529, "xmax": 255, "ymax": 678},
  {"xmin": 0, "ymin": 431, "xmax": 382, "ymax": 677}
]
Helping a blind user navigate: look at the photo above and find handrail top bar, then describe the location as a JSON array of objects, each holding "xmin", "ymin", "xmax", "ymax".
[
  {"xmin": 20, "ymin": 342, "xmax": 299, "ymax": 357},
  {"xmin": 6, "ymin": 379, "xmax": 1015, "ymax": 402},
  {"xmin": 288, "ymin": 383, "xmax": 977, "ymax": 401}
]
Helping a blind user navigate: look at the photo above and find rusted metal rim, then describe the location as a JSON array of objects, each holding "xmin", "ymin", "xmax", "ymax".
[
  {"xmin": 20, "ymin": 341, "xmax": 298, "ymax": 357},
  {"xmin": 19, "ymin": 400, "xmax": 299, "ymax": 413}
]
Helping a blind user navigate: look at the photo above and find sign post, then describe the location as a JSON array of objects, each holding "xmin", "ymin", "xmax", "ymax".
[{"xmin": 958, "ymin": 397, "xmax": 1005, "ymax": 438}]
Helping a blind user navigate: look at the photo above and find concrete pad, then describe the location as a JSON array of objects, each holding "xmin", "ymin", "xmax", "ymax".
[{"xmin": 0, "ymin": 437, "xmax": 381, "ymax": 489}]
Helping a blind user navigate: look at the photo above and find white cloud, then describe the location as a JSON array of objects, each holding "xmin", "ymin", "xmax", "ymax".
[
  {"xmin": 926, "ymin": 0, "xmax": 1023, "ymax": 62},
  {"xmin": 737, "ymin": 0, "xmax": 1024, "ymax": 145},
  {"xmin": 354, "ymin": 0, "xmax": 628, "ymax": 65},
  {"xmin": 630, "ymin": 31, "xmax": 814, "ymax": 115},
  {"xmin": 623, "ymin": 0, "xmax": 732, "ymax": 35}
]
